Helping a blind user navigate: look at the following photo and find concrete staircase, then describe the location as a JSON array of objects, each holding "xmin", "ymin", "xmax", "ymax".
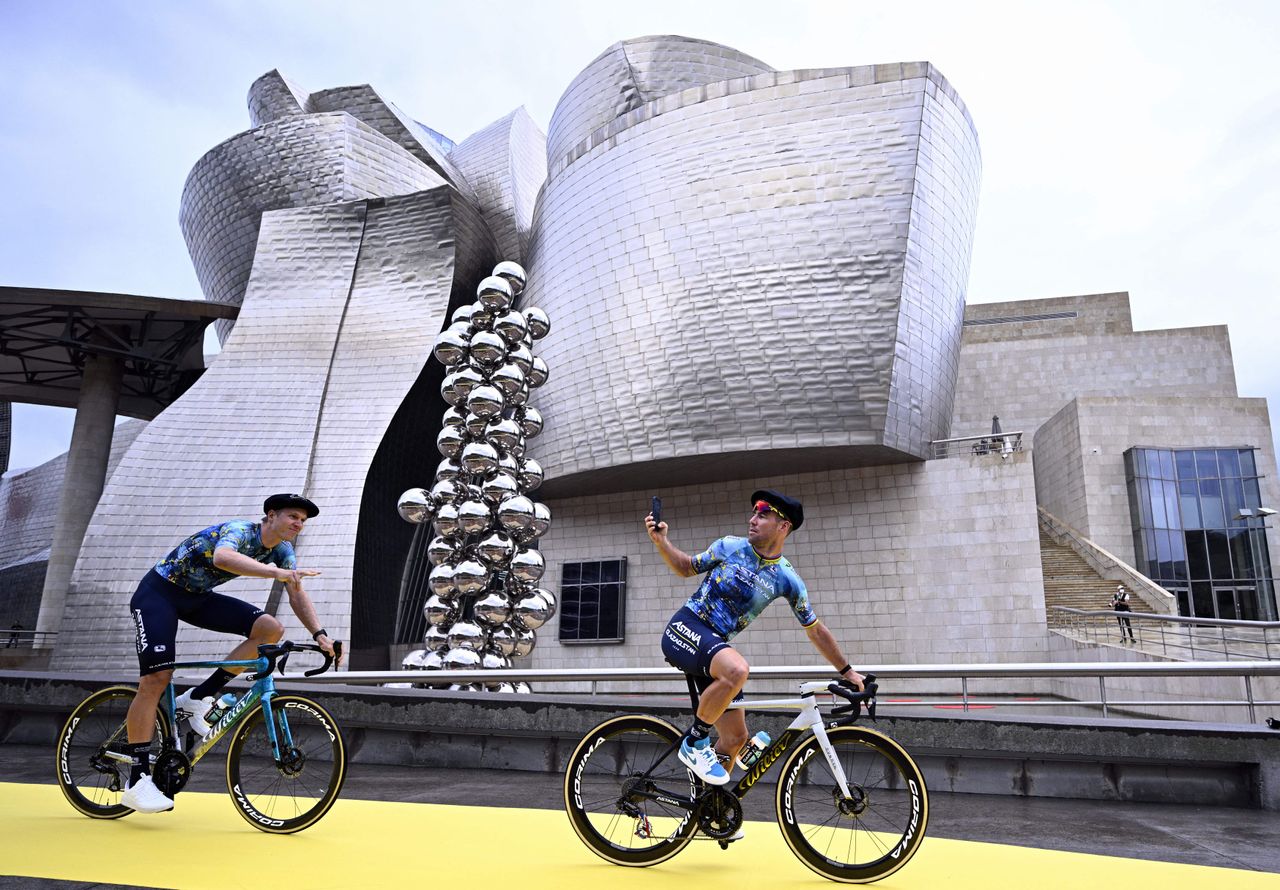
[{"xmin": 1039, "ymin": 528, "xmax": 1151, "ymax": 613}]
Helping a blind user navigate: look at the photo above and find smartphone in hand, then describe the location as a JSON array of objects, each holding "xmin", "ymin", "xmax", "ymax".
[{"xmin": 650, "ymin": 496, "xmax": 663, "ymax": 529}]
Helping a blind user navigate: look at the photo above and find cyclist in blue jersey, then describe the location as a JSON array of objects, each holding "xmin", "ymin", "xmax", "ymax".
[
  {"xmin": 120, "ymin": 493, "xmax": 340, "ymax": 814},
  {"xmin": 648, "ymin": 489, "xmax": 864, "ymax": 786}
]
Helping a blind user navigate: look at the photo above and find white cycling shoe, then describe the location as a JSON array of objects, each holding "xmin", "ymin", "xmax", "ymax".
[
  {"xmin": 678, "ymin": 736, "xmax": 730, "ymax": 785},
  {"xmin": 175, "ymin": 689, "xmax": 214, "ymax": 737},
  {"xmin": 121, "ymin": 774, "xmax": 174, "ymax": 814}
]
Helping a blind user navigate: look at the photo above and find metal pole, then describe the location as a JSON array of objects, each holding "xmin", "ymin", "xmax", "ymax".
[
  {"xmin": 962, "ymin": 676, "xmax": 969, "ymax": 713},
  {"xmin": 1099, "ymin": 676, "xmax": 1108, "ymax": 719},
  {"xmin": 1245, "ymin": 675, "xmax": 1256, "ymax": 723}
]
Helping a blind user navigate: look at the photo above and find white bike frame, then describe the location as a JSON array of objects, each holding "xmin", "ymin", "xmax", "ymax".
[{"xmin": 725, "ymin": 680, "xmax": 855, "ymax": 799}]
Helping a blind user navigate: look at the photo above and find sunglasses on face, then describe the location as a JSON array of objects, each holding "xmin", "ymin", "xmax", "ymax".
[{"xmin": 753, "ymin": 500, "xmax": 788, "ymax": 522}]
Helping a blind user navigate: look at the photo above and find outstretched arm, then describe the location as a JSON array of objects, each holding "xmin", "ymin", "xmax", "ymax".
[
  {"xmin": 212, "ymin": 548, "xmax": 321, "ymax": 585},
  {"xmin": 805, "ymin": 621, "xmax": 865, "ymax": 691},
  {"xmin": 645, "ymin": 513, "xmax": 698, "ymax": 578},
  {"xmin": 284, "ymin": 580, "xmax": 341, "ymax": 664}
]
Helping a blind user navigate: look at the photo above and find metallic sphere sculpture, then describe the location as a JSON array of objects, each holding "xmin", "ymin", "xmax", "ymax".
[{"xmin": 398, "ymin": 262, "xmax": 554, "ymax": 693}]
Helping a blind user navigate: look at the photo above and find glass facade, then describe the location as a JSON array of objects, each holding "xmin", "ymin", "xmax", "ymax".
[
  {"xmin": 1125, "ymin": 447, "xmax": 1276, "ymax": 621},
  {"xmin": 559, "ymin": 558, "xmax": 628, "ymax": 643}
]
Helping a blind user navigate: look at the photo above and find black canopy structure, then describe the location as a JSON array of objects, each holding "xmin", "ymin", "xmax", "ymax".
[{"xmin": 0, "ymin": 286, "xmax": 237, "ymax": 420}]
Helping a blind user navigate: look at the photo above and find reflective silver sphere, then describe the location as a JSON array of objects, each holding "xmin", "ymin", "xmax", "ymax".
[
  {"xmin": 426, "ymin": 535, "xmax": 459, "ymax": 566},
  {"xmin": 517, "ymin": 407, "xmax": 544, "ymax": 438},
  {"xmin": 423, "ymin": 594, "xmax": 458, "ymax": 627},
  {"xmin": 518, "ymin": 458, "xmax": 544, "ymax": 492},
  {"xmin": 513, "ymin": 592, "xmax": 553, "ymax": 630},
  {"xmin": 396, "ymin": 488, "xmax": 434, "ymax": 524},
  {"xmin": 452, "ymin": 559, "xmax": 491, "ymax": 596},
  {"xmin": 476, "ymin": 530, "xmax": 515, "ymax": 568},
  {"xmin": 508, "ymin": 343, "xmax": 533, "ymax": 375},
  {"xmin": 493, "ymin": 310, "xmax": 528, "ymax": 345},
  {"xmin": 485, "ymin": 418, "xmax": 523, "ymax": 454},
  {"xmin": 481, "ymin": 651, "xmax": 512, "ymax": 671},
  {"xmin": 436, "ymin": 425, "xmax": 465, "ymax": 459},
  {"xmin": 452, "ymin": 366, "xmax": 484, "ymax": 402},
  {"xmin": 468, "ymin": 306, "xmax": 493, "ymax": 335},
  {"xmin": 531, "ymin": 587, "xmax": 557, "ymax": 619},
  {"xmin": 530, "ymin": 502, "xmax": 552, "ymax": 537},
  {"xmin": 507, "ymin": 383, "xmax": 530, "ymax": 407},
  {"xmin": 442, "ymin": 406, "xmax": 467, "ymax": 430},
  {"xmin": 498, "ymin": 451, "xmax": 519, "ymax": 477},
  {"xmin": 432, "ymin": 502, "xmax": 461, "ymax": 537},
  {"xmin": 489, "ymin": 362, "xmax": 526, "ymax": 398},
  {"xmin": 527, "ymin": 356, "xmax": 549, "ymax": 388},
  {"xmin": 512, "ymin": 627, "xmax": 537, "ymax": 658},
  {"xmin": 427, "ymin": 564, "xmax": 456, "ymax": 598},
  {"xmin": 446, "ymin": 319, "xmax": 473, "ymax": 340},
  {"xmin": 424, "ymin": 624, "xmax": 450, "ymax": 652},
  {"xmin": 473, "ymin": 591, "xmax": 514, "ymax": 627},
  {"xmin": 495, "ymin": 682, "xmax": 517, "ymax": 693},
  {"xmin": 447, "ymin": 620, "xmax": 486, "ymax": 652},
  {"xmin": 476, "ymin": 275, "xmax": 514, "ymax": 312},
  {"xmin": 434, "ymin": 457, "xmax": 463, "ymax": 483},
  {"xmin": 510, "ymin": 524, "xmax": 538, "ymax": 546},
  {"xmin": 497, "ymin": 495, "xmax": 536, "ymax": 531},
  {"xmin": 492, "ymin": 261, "xmax": 527, "ymax": 296},
  {"xmin": 460, "ymin": 441, "xmax": 500, "ymax": 476},
  {"xmin": 440, "ymin": 371, "xmax": 462, "ymax": 406},
  {"xmin": 464, "ymin": 411, "xmax": 490, "ymax": 438},
  {"xmin": 480, "ymin": 472, "xmax": 519, "ymax": 506},
  {"xmin": 401, "ymin": 649, "xmax": 428, "ymax": 669},
  {"xmin": 489, "ymin": 624, "xmax": 518, "ymax": 657},
  {"xmin": 467, "ymin": 384, "xmax": 505, "ymax": 419},
  {"xmin": 514, "ymin": 681, "xmax": 533, "ymax": 694},
  {"xmin": 429, "ymin": 479, "xmax": 459, "ymax": 504},
  {"xmin": 523, "ymin": 306, "xmax": 550, "ymax": 340},
  {"xmin": 456, "ymin": 499, "xmax": 493, "ymax": 536},
  {"xmin": 469, "ymin": 330, "xmax": 508, "ymax": 367},
  {"xmin": 443, "ymin": 647, "xmax": 482, "ymax": 670},
  {"xmin": 451, "ymin": 303, "xmax": 475, "ymax": 326},
  {"xmin": 510, "ymin": 547, "xmax": 546, "ymax": 584},
  {"xmin": 422, "ymin": 650, "xmax": 445, "ymax": 671},
  {"xmin": 432, "ymin": 328, "xmax": 470, "ymax": 366}
]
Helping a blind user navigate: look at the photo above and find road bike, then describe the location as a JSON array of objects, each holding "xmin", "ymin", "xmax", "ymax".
[
  {"xmin": 563, "ymin": 674, "xmax": 928, "ymax": 883},
  {"xmin": 55, "ymin": 640, "xmax": 345, "ymax": 834}
]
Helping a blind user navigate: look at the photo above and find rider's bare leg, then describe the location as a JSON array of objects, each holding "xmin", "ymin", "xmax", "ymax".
[
  {"xmin": 221, "ymin": 614, "xmax": 284, "ymax": 674},
  {"xmin": 127, "ymin": 669, "xmax": 173, "ymax": 743},
  {"xmin": 699, "ymin": 647, "xmax": 749, "ymax": 752},
  {"xmin": 714, "ymin": 708, "xmax": 748, "ymax": 758}
]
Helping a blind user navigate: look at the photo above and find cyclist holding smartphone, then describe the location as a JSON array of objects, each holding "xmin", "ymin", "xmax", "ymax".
[
  {"xmin": 646, "ymin": 489, "xmax": 864, "ymax": 786},
  {"xmin": 121, "ymin": 493, "xmax": 340, "ymax": 814}
]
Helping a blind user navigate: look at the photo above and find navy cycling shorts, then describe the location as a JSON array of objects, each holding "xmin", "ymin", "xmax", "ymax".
[
  {"xmin": 129, "ymin": 569, "xmax": 265, "ymax": 675},
  {"xmin": 661, "ymin": 606, "xmax": 744, "ymax": 704}
]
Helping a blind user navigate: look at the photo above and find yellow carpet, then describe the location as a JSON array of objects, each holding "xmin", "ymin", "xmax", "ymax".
[{"xmin": 2, "ymin": 782, "xmax": 1278, "ymax": 889}]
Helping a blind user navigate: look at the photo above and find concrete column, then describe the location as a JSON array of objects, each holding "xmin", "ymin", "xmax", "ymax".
[
  {"xmin": 36, "ymin": 353, "xmax": 124, "ymax": 640},
  {"xmin": 0, "ymin": 400, "xmax": 10, "ymax": 475}
]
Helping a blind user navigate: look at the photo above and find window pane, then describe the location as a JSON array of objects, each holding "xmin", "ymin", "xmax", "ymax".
[
  {"xmin": 1155, "ymin": 530, "xmax": 1174, "ymax": 577},
  {"xmin": 598, "ymin": 586, "xmax": 620, "ymax": 637},
  {"xmin": 560, "ymin": 595, "xmax": 581, "ymax": 639},
  {"xmin": 1244, "ymin": 478, "xmax": 1262, "ymax": 510},
  {"xmin": 1192, "ymin": 582, "xmax": 1214, "ymax": 619},
  {"xmin": 581, "ymin": 562, "xmax": 600, "ymax": 584},
  {"xmin": 1169, "ymin": 533, "xmax": 1187, "ymax": 581},
  {"xmin": 1195, "ymin": 450, "xmax": 1219, "ymax": 478},
  {"xmin": 1199, "ymin": 479, "xmax": 1225, "ymax": 528},
  {"xmin": 1185, "ymin": 531, "xmax": 1209, "ymax": 579},
  {"xmin": 1144, "ymin": 529, "xmax": 1159, "ymax": 578},
  {"xmin": 1238, "ymin": 588, "xmax": 1259, "ymax": 621},
  {"xmin": 1177, "ymin": 480, "xmax": 1201, "ymax": 528},
  {"xmin": 1175, "ymin": 588, "xmax": 1191, "ymax": 616},
  {"xmin": 1239, "ymin": 450, "xmax": 1257, "ymax": 476},
  {"xmin": 1149, "ymin": 482, "xmax": 1168, "ymax": 528},
  {"xmin": 562, "ymin": 563, "xmax": 581, "ymax": 585},
  {"xmin": 1228, "ymin": 529, "xmax": 1254, "ymax": 579},
  {"xmin": 1217, "ymin": 449, "xmax": 1242, "ymax": 478},
  {"xmin": 1164, "ymin": 483, "xmax": 1181, "ymax": 531},
  {"xmin": 1175, "ymin": 450, "xmax": 1197, "ymax": 480},
  {"xmin": 1159, "ymin": 450, "xmax": 1176, "ymax": 480},
  {"xmin": 1206, "ymin": 530, "xmax": 1233, "ymax": 580},
  {"xmin": 1215, "ymin": 588, "xmax": 1238, "ymax": 621},
  {"xmin": 1137, "ymin": 481, "xmax": 1153, "ymax": 527},
  {"xmin": 1224, "ymin": 478, "xmax": 1246, "ymax": 526},
  {"xmin": 600, "ymin": 561, "xmax": 621, "ymax": 583}
]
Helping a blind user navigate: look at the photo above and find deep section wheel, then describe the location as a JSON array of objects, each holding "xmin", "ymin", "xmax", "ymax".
[
  {"xmin": 564, "ymin": 715, "xmax": 699, "ymax": 867},
  {"xmin": 225, "ymin": 694, "xmax": 346, "ymax": 833},
  {"xmin": 776, "ymin": 726, "xmax": 928, "ymax": 883},
  {"xmin": 55, "ymin": 685, "xmax": 167, "ymax": 819}
]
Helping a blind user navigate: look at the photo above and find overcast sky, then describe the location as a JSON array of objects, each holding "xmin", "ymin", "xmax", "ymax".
[{"xmin": 2, "ymin": 0, "xmax": 1278, "ymax": 472}]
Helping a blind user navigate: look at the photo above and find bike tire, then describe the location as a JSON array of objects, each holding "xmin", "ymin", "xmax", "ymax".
[
  {"xmin": 55, "ymin": 685, "xmax": 169, "ymax": 819},
  {"xmin": 224, "ymin": 694, "xmax": 346, "ymax": 834},
  {"xmin": 775, "ymin": 726, "xmax": 928, "ymax": 883},
  {"xmin": 563, "ymin": 714, "xmax": 699, "ymax": 867}
]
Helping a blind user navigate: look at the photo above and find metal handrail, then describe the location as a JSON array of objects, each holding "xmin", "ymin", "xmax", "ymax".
[
  {"xmin": 1, "ymin": 630, "xmax": 57, "ymax": 648},
  {"xmin": 1050, "ymin": 606, "xmax": 1279, "ymax": 661},
  {"xmin": 931, "ymin": 432, "xmax": 1024, "ymax": 459},
  {"xmin": 270, "ymin": 660, "xmax": 1280, "ymax": 723}
]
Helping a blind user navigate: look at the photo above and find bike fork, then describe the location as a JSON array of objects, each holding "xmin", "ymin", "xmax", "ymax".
[{"xmin": 809, "ymin": 721, "xmax": 855, "ymax": 800}]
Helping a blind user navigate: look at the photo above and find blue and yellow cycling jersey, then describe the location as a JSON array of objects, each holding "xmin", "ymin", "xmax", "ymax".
[
  {"xmin": 684, "ymin": 536, "xmax": 817, "ymax": 640},
  {"xmin": 154, "ymin": 520, "xmax": 296, "ymax": 594}
]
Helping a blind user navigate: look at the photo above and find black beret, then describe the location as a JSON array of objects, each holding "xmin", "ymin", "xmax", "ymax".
[
  {"xmin": 751, "ymin": 489, "xmax": 803, "ymax": 530},
  {"xmin": 264, "ymin": 493, "xmax": 319, "ymax": 518}
]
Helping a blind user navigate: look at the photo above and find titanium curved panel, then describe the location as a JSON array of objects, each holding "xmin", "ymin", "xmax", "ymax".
[
  {"xmin": 545, "ymin": 35, "xmax": 773, "ymax": 170},
  {"xmin": 56, "ymin": 190, "xmax": 490, "ymax": 671},
  {"xmin": 246, "ymin": 69, "xmax": 310, "ymax": 128},
  {"xmin": 524, "ymin": 63, "xmax": 980, "ymax": 496},
  {"xmin": 450, "ymin": 107, "xmax": 548, "ymax": 263},
  {"xmin": 179, "ymin": 113, "xmax": 446, "ymax": 337}
]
